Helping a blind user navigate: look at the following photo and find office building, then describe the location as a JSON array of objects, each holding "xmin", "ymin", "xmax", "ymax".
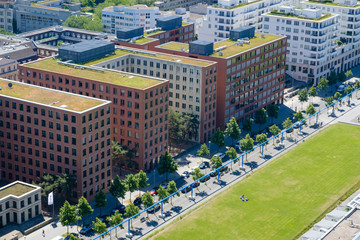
[
  {"xmin": 0, "ymin": 0, "xmax": 15, "ymax": 33},
  {"xmin": 198, "ymin": 0, "xmax": 289, "ymax": 42},
  {"xmin": 0, "ymin": 35, "xmax": 37, "ymax": 64},
  {"xmin": 0, "ymin": 79, "xmax": 112, "ymax": 201},
  {"xmin": 0, "ymin": 181, "xmax": 41, "ymax": 227},
  {"xmin": 19, "ymin": 43, "xmax": 169, "ymax": 172},
  {"xmin": 155, "ymin": 0, "xmax": 215, "ymax": 11},
  {"xmin": 0, "ymin": 58, "xmax": 18, "ymax": 80},
  {"xmin": 262, "ymin": 6, "xmax": 340, "ymax": 84},
  {"xmin": 156, "ymin": 32, "xmax": 287, "ymax": 130}
]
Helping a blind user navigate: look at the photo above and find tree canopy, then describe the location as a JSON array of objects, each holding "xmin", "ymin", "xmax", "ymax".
[
  {"xmin": 192, "ymin": 168, "xmax": 205, "ymax": 181},
  {"xmin": 226, "ymin": 147, "xmax": 237, "ymax": 160},
  {"xmin": 157, "ymin": 151, "xmax": 178, "ymax": 181},
  {"xmin": 62, "ymin": 15, "xmax": 104, "ymax": 32},
  {"xmin": 293, "ymin": 111, "xmax": 305, "ymax": 123},
  {"xmin": 240, "ymin": 134, "xmax": 254, "ymax": 159},
  {"xmin": 59, "ymin": 201, "xmax": 78, "ymax": 234},
  {"xmin": 297, "ymin": 88, "xmax": 308, "ymax": 104},
  {"xmin": 77, "ymin": 196, "xmax": 93, "ymax": 225},
  {"xmin": 282, "ymin": 118, "xmax": 293, "ymax": 130},
  {"xmin": 318, "ymin": 77, "xmax": 329, "ymax": 95},
  {"xmin": 224, "ymin": 117, "xmax": 241, "ymax": 144},
  {"xmin": 109, "ymin": 175, "xmax": 127, "ymax": 204},
  {"xmin": 125, "ymin": 174, "xmax": 138, "ymax": 201},
  {"xmin": 211, "ymin": 128, "xmax": 225, "ymax": 150},
  {"xmin": 157, "ymin": 186, "xmax": 170, "ymax": 203},
  {"xmin": 92, "ymin": 217, "xmax": 107, "ymax": 236},
  {"xmin": 308, "ymin": 85, "xmax": 317, "ymax": 98},
  {"xmin": 267, "ymin": 104, "xmax": 280, "ymax": 121},
  {"xmin": 254, "ymin": 108, "xmax": 267, "ymax": 130},
  {"xmin": 197, "ymin": 144, "xmax": 210, "ymax": 159},
  {"xmin": 242, "ymin": 117, "xmax": 254, "ymax": 133},
  {"xmin": 210, "ymin": 156, "xmax": 223, "ymax": 170},
  {"xmin": 325, "ymin": 96, "xmax": 334, "ymax": 106},
  {"xmin": 94, "ymin": 190, "xmax": 107, "ymax": 216},
  {"xmin": 136, "ymin": 170, "xmax": 149, "ymax": 195}
]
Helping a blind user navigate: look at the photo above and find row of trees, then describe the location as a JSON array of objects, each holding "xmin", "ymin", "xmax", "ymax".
[
  {"xmin": 36, "ymin": 173, "xmax": 77, "ymax": 202},
  {"xmin": 62, "ymin": 15, "xmax": 104, "ymax": 32}
]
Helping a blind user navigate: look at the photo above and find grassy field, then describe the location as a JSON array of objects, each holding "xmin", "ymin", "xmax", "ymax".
[{"xmin": 150, "ymin": 124, "xmax": 360, "ymax": 240}]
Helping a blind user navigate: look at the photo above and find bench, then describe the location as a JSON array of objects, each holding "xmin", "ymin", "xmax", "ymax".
[{"xmin": 140, "ymin": 217, "xmax": 146, "ymax": 223}]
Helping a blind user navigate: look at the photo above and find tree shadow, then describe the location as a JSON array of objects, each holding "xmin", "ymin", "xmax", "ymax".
[
  {"xmin": 263, "ymin": 154, "xmax": 272, "ymax": 160},
  {"xmin": 145, "ymin": 219, "xmax": 159, "ymax": 227},
  {"xmin": 170, "ymin": 205, "xmax": 183, "ymax": 214},
  {"xmin": 230, "ymin": 170, "xmax": 242, "ymax": 176},
  {"xmin": 195, "ymin": 191, "xmax": 209, "ymax": 198},
  {"xmin": 245, "ymin": 161, "xmax": 258, "ymax": 169},
  {"xmin": 130, "ymin": 227, "xmax": 143, "ymax": 236}
]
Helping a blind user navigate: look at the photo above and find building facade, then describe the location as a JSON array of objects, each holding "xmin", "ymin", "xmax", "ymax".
[
  {"xmin": 0, "ymin": 181, "xmax": 41, "ymax": 227},
  {"xmin": 102, "ymin": 5, "xmax": 164, "ymax": 34},
  {"xmin": 0, "ymin": 58, "xmax": 18, "ymax": 80},
  {"xmin": 156, "ymin": 33, "xmax": 287, "ymax": 130},
  {"xmin": 19, "ymin": 57, "xmax": 169, "ymax": 173},
  {"xmin": 262, "ymin": 6, "xmax": 340, "ymax": 85},
  {"xmin": 198, "ymin": 0, "xmax": 289, "ymax": 42},
  {"xmin": 0, "ymin": 0, "xmax": 15, "ymax": 33},
  {"xmin": 93, "ymin": 47, "xmax": 217, "ymax": 143},
  {"xmin": 0, "ymin": 79, "xmax": 112, "ymax": 201},
  {"xmin": 155, "ymin": 0, "xmax": 215, "ymax": 11}
]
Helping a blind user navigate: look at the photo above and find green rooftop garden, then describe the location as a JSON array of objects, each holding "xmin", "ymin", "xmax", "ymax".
[
  {"xmin": 306, "ymin": 0, "xmax": 360, "ymax": 8},
  {"xmin": 144, "ymin": 30, "xmax": 165, "ymax": 37},
  {"xmin": 182, "ymin": 22, "xmax": 190, "ymax": 26},
  {"xmin": 212, "ymin": 0, "xmax": 262, "ymax": 9},
  {"xmin": 211, "ymin": 33, "xmax": 283, "ymax": 58},
  {"xmin": 134, "ymin": 37, "xmax": 157, "ymax": 44},
  {"xmin": 158, "ymin": 42, "xmax": 189, "ymax": 51},
  {"xmin": 268, "ymin": 10, "xmax": 334, "ymax": 21},
  {"xmin": 0, "ymin": 183, "xmax": 36, "ymax": 199},
  {"xmin": 26, "ymin": 58, "xmax": 164, "ymax": 89},
  {"xmin": 86, "ymin": 48, "xmax": 213, "ymax": 67},
  {"xmin": 0, "ymin": 80, "xmax": 105, "ymax": 112}
]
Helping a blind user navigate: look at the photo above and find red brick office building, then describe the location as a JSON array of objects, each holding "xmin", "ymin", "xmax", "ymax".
[
  {"xmin": 19, "ymin": 58, "xmax": 169, "ymax": 172},
  {"xmin": 0, "ymin": 79, "xmax": 112, "ymax": 201}
]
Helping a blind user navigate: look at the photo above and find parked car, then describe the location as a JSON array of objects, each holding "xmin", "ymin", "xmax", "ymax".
[
  {"xmin": 337, "ymin": 84, "xmax": 346, "ymax": 92},
  {"xmin": 111, "ymin": 204, "xmax": 126, "ymax": 215},
  {"xmin": 149, "ymin": 186, "xmax": 159, "ymax": 195},
  {"xmin": 200, "ymin": 175, "xmax": 211, "ymax": 183},
  {"xmin": 147, "ymin": 204, "xmax": 160, "ymax": 214},
  {"xmin": 199, "ymin": 161, "xmax": 210, "ymax": 169},
  {"xmin": 220, "ymin": 166, "xmax": 229, "ymax": 173},
  {"xmin": 214, "ymin": 153, "xmax": 226, "ymax": 159},
  {"xmin": 133, "ymin": 197, "xmax": 142, "ymax": 206},
  {"xmin": 80, "ymin": 224, "xmax": 93, "ymax": 235},
  {"xmin": 193, "ymin": 181, "xmax": 200, "ymax": 188},
  {"xmin": 210, "ymin": 171, "xmax": 217, "ymax": 177},
  {"xmin": 160, "ymin": 182, "xmax": 169, "ymax": 189},
  {"xmin": 181, "ymin": 171, "xmax": 190, "ymax": 178},
  {"xmin": 181, "ymin": 185, "xmax": 192, "ymax": 194}
]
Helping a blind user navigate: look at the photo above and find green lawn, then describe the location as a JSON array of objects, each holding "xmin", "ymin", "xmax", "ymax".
[{"xmin": 151, "ymin": 124, "xmax": 360, "ymax": 240}]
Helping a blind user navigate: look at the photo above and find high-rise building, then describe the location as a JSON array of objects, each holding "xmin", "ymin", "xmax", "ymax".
[
  {"xmin": 0, "ymin": 79, "xmax": 112, "ymax": 201},
  {"xmin": 198, "ymin": 0, "xmax": 289, "ymax": 42},
  {"xmin": 0, "ymin": 0, "xmax": 15, "ymax": 33},
  {"xmin": 156, "ymin": 32, "xmax": 287, "ymax": 130},
  {"xmin": 262, "ymin": 6, "xmax": 340, "ymax": 85}
]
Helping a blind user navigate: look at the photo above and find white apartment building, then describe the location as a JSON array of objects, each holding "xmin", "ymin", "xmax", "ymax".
[
  {"xmin": 102, "ymin": 5, "xmax": 168, "ymax": 34},
  {"xmin": 0, "ymin": 0, "xmax": 14, "ymax": 32},
  {"xmin": 198, "ymin": 0, "xmax": 289, "ymax": 42},
  {"xmin": 0, "ymin": 181, "xmax": 41, "ymax": 227},
  {"xmin": 262, "ymin": 6, "xmax": 340, "ymax": 84}
]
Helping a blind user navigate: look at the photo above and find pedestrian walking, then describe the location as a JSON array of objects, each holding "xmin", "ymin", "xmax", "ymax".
[{"xmin": 42, "ymin": 230, "xmax": 45, "ymax": 237}]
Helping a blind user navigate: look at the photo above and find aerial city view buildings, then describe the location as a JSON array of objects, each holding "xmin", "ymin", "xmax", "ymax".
[{"xmin": 0, "ymin": 0, "xmax": 360, "ymax": 239}]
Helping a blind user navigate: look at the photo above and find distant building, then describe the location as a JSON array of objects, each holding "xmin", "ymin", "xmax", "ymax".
[
  {"xmin": 198, "ymin": 0, "xmax": 289, "ymax": 42},
  {"xmin": 0, "ymin": 181, "xmax": 41, "ymax": 227},
  {"xmin": 18, "ymin": 26, "xmax": 115, "ymax": 57},
  {"xmin": 0, "ymin": 58, "xmax": 18, "ymax": 80},
  {"xmin": 0, "ymin": 79, "xmax": 112, "ymax": 201},
  {"xmin": 155, "ymin": 0, "xmax": 215, "ymax": 11},
  {"xmin": 0, "ymin": 0, "xmax": 15, "ymax": 33},
  {"xmin": 262, "ymin": 6, "xmax": 341, "ymax": 85},
  {"xmin": 14, "ymin": 0, "xmax": 81, "ymax": 33},
  {"xmin": 0, "ymin": 35, "xmax": 37, "ymax": 63},
  {"xmin": 102, "ymin": 5, "xmax": 165, "ymax": 34}
]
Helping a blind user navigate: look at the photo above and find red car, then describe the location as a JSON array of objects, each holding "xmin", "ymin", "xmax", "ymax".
[{"xmin": 149, "ymin": 186, "xmax": 159, "ymax": 195}]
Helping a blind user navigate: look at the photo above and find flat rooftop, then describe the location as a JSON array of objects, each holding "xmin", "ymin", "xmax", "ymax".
[
  {"xmin": 158, "ymin": 33, "xmax": 283, "ymax": 58},
  {"xmin": 211, "ymin": 0, "xmax": 262, "ymax": 9},
  {"xmin": 86, "ymin": 48, "xmax": 214, "ymax": 67},
  {"xmin": 59, "ymin": 39, "xmax": 114, "ymax": 53},
  {"xmin": 25, "ymin": 58, "xmax": 165, "ymax": 89},
  {"xmin": 0, "ymin": 79, "xmax": 107, "ymax": 112},
  {"xmin": 305, "ymin": 0, "xmax": 360, "ymax": 8},
  {"xmin": 266, "ymin": 11, "xmax": 334, "ymax": 21},
  {"xmin": 0, "ymin": 182, "xmax": 36, "ymax": 199}
]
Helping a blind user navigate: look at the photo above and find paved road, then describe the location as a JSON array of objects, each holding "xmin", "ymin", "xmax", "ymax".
[{"xmin": 20, "ymin": 78, "xmax": 360, "ymax": 240}]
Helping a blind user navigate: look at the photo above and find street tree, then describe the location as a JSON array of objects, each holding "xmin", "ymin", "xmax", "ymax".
[
  {"xmin": 136, "ymin": 170, "xmax": 148, "ymax": 196},
  {"xmin": 168, "ymin": 108, "xmax": 185, "ymax": 150},
  {"xmin": 355, "ymin": 81, "xmax": 360, "ymax": 96},
  {"xmin": 282, "ymin": 118, "xmax": 293, "ymax": 136},
  {"xmin": 59, "ymin": 201, "xmax": 78, "ymax": 234},
  {"xmin": 211, "ymin": 128, "xmax": 225, "ymax": 150},
  {"xmin": 157, "ymin": 186, "xmax": 169, "ymax": 204},
  {"xmin": 109, "ymin": 175, "xmax": 127, "ymax": 205},
  {"xmin": 345, "ymin": 85, "xmax": 353, "ymax": 96},
  {"xmin": 226, "ymin": 147, "xmax": 237, "ymax": 168},
  {"xmin": 183, "ymin": 113, "xmax": 200, "ymax": 141},
  {"xmin": 167, "ymin": 181, "xmax": 179, "ymax": 204},
  {"xmin": 36, "ymin": 173, "xmax": 60, "ymax": 200},
  {"xmin": 325, "ymin": 96, "xmax": 334, "ymax": 106},
  {"xmin": 141, "ymin": 192, "xmax": 154, "ymax": 217},
  {"xmin": 112, "ymin": 141, "xmax": 128, "ymax": 172},
  {"xmin": 305, "ymin": 104, "xmax": 316, "ymax": 124},
  {"xmin": 269, "ymin": 124, "xmax": 281, "ymax": 144},
  {"xmin": 68, "ymin": 234, "xmax": 80, "ymax": 240},
  {"xmin": 297, "ymin": 88, "xmax": 308, "ymax": 109},
  {"xmin": 328, "ymin": 71, "xmax": 338, "ymax": 86},
  {"xmin": 266, "ymin": 104, "xmax": 280, "ymax": 122},
  {"xmin": 125, "ymin": 174, "xmax": 138, "ymax": 201},
  {"xmin": 57, "ymin": 173, "xmax": 77, "ymax": 201},
  {"xmin": 338, "ymin": 72, "xmax": 346, "ymax": 83},
  {"xmin": 345, "ymin": 70, "xmax": 353, "ymax": 78},
  {"xmin": 94, "ymin": 190, "xmax": 107, "ymax": 217},
  {"xmin": 107, "ymin": 210, "xmax": 123, "ymax": 237},
  {"xmin": 293, "ymin": 111, "xmax": 305, "ymax": 123},
  {"xmin": 125, "ymin": 204, "xmax": 140, "ymax": 228},
  {"xmin": 318, "ymin": 77, "xmax": 329, "ymax": 96},
  {"xmin": 256, "ymin": 133, "xmax": 268, "ymax": 155},
  {"xmin": 210, "ymin": 155, "xmax": 223, "ymax": 170},
  {"xmin": 77, "ymin": 196, "xmax": 93, "ymax": 227},
  {"xmin": 192, "ymin": 168, "xmax": 205, "ymax": 181},
  {"xmin": 224, "ymin": 117, "xmax": 241, "ymax": 145},
  {"xmin": 92, "ymin": 217, "xmax": 107, "ymax": 237},
  {"xmin": 334, "ymin": 92, "xmax": 342, "ymax": 107},
  {"xmin": 157, "ymin": 151, "xmax": 178, "ymax": 182},
  {"xmin": 197, "ymin": 144, "xmax": 210, "ymax": 162},
  {"xmin": 308, "ymin": 85, "xmax": 318, "ymax": 104},
  {"xmin": 254, "ymin": 108, "xmax": 267, "ymax": 131},
  {"xmin": 242, "ymin": 117, "xmax": 254, "ymax": 133},
  {"xmin": 240, "ymin": 134, "xmax": 254, "ymax": 160}
]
